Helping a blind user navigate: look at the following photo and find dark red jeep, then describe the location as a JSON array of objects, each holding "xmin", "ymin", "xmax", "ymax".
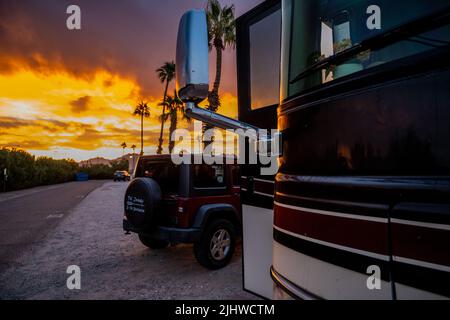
[{"xmin": 123, "ymin": 155, "xmax": 242, "ymax": 269}]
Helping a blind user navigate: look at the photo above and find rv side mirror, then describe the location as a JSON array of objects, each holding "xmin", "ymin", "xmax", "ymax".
[
  {"xmin": 176, "ymin": 9, "xmax": 209, "ymax": 103},
  {"xmin": 174, "ymin": 9, "xmax": 260, "ymax": 134}
]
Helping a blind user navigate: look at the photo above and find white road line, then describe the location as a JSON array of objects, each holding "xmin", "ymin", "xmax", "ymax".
[{"xmin": 0, "ymin": 185, "xmax": 63, "ymax": 203}]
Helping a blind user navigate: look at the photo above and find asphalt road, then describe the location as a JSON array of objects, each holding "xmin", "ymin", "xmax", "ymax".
[
  {"xmin": 0, "ymin": 181, "xmax": 107, "ymax": 273},
  {"xmin": 0, "ymin": 181, "xmax": 255, "ymax": 300}
]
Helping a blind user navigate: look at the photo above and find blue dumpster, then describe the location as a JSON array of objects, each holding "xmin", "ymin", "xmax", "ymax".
[{"xmin": 75, "ymin": 172, "xmax": 89, "ymax": 181}]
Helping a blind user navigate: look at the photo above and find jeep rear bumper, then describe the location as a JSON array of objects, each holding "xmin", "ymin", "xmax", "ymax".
[{"xmin": 123, "ymin": 219, "xmax": 201, "ymax": 244}]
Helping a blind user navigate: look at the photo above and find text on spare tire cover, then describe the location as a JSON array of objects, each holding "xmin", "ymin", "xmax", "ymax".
[{"xmin": 126, "ymin": 195, "xmax": 145, "ymax": 214}]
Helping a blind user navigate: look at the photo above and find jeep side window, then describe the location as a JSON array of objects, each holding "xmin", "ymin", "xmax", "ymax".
[{"xmin": 193, "ymin": 164, "xmax": 226, "ymax": 189}]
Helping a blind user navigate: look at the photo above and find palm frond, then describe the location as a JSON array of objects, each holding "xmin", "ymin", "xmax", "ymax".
[
  {"xmin": 133, "ymin": 102, "xmax": 151, "ymax": 118},
  {"xmin": 206, "ymin": 0, "xmax": 236, "ymax": 51},
  {"xmin": 155, "ymin": 61, "xmax": 176, "ymax": 83}
]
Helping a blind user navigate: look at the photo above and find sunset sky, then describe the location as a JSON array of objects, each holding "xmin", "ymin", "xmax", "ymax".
[{"xmin": 0, "ymin": 0, "xmax": 263, "ymax": 161}]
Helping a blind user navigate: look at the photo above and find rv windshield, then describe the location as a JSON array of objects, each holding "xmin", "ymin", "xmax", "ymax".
[{"xmin": 281, "ymin": 0, "xmax": 450, "ymax": 100}]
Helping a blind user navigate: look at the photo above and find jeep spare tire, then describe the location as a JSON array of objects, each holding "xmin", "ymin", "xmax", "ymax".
[{"xmin": 124, "ymin": 178, "xmax": 161, "ymax": 230}]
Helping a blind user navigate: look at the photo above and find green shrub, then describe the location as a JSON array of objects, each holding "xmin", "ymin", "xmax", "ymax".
[
  {"xmin": 0, "ymin": 148, "xmax": 131, "ymax": 191},
  {"xmin": 0, "ymin": 148, "xmax": 78, "ymax": 192}
]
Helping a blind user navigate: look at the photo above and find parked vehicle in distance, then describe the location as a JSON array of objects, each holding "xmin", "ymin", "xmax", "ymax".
[
  {"xmin": 123, "ymin": 155, "xmax": 242, "ymax": 269},
  {"xmin": 114, "ymin": 171, "xmax": 131, "ymax": 182}
]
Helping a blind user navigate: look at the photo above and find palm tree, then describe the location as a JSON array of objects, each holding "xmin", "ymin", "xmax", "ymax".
[
  {"xmin": 130, "ymin": 144, "xmax": 137, "ymax": 170},
  {"xmin": 133, "ymin": 102, "xmax": 151, "ymax": 155},
  {"xmin": 156, "ymin": 61, "xmax": 176, "ymax": 155},
  {"xmin": 165, "ymin": 91, "xmax": 189, "ymax": 154},
  {"xmin": 206, "ymin": 0, "xmax": 236, "ymax": 112},
  {"xmin": 120, "ymin": 142, "xmax": 127, "ymax": 157},
  {"xmin": 157, "ymin": 98, "xmax": 171, "ymax": 154}
]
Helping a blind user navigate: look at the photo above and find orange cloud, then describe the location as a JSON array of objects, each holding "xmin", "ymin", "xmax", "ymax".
[
  {"xmin": 0, "ymin": 67, "xmax": 238, "ymax": 160},
  {"xmin": 0, "ymin": 0, "xmax": 256, "ymax": 160}
]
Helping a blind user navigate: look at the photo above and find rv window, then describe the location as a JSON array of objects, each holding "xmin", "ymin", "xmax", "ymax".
[
  {"xmin": 249, "ymin": 8, "xmax": 282, "ymax": 110},
  {"xmin": 281, "ymin": 0, "xmax": 450, "ymax": 100}
]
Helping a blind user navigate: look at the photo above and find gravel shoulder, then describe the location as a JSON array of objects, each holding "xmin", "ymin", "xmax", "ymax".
[{"xmin": 0, "ymin": 182, "xmax": 256, "ymax": 300}]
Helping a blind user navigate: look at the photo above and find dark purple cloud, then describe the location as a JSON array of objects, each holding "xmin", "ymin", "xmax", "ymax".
[{"xmin": 0, "ymin": 0, "xmax": 264, "ymax": 97}]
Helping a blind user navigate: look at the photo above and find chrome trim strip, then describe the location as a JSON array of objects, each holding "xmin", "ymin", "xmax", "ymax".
[
  {"xmin": 274, "ymin": 201, "xmax": 388, "ymax": 224},
  {"xmin": 241, "ymin": 176, "xmax": 275, "ymax": 184},
  {"xmin": 270, "ymin": 267, "xmax": 321, "ymax": 300},
  {"xmin": 393, "ymin": 256, "xmax": 450, "ymax": 273},
  {"xmin": 391, "ymin": 218, "xmax": 450, "ymax": 231},
  {"xmin": 276, "ymin": 192, "xmax": 389, "ymax": 211},
  {"xmin": 255, "ymin": 191, "xmax": 275, "ymax": 198},
  {"xmin": 274, "ymin": 226, "xmax": 391, "ymax": 261}
]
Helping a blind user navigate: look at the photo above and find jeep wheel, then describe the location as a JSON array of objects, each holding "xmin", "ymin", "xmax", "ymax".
[
  {"xmin": 138, "ymin": 234, "xmax": 169, "ymax": 249},
  {"xmin": 194, "ymin": 219, "xmax": 236, "ymax": 270}
]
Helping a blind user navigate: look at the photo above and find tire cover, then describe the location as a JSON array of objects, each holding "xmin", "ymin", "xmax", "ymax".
[{"xmin": 124, "ymin": 178, "xmax": 161, "ymax": 230}]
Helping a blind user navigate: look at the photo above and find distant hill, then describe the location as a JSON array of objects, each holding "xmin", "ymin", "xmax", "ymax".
[
  {"xmin": 79, "ymin": 157, "xmax": 112, "ymax": 168},
  {"xmin": 79, "ymin": 154, "xmax": 140, "ymax": 173}
]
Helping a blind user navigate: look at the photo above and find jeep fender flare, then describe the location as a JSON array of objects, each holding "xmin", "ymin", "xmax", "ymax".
[{"xmin": 193, "ymin": 204, "xmax": 240, "ymax": 231}]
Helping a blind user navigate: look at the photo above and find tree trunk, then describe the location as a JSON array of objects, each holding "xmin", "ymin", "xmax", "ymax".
[
  {"xmin": 204, "ymin": 42, "xmax": 224, "ymax": 148},
  {"xmin": 208, "ymin": 44, "xmax": 223, "ymax": 112},
  {"xmin": 157, "ymin": 80, "xmax": 170, "ymax": 155},
  {"xmin": 213, "ymin": 45, "xmax": 222, "ymax": 97},
  {"xmin": 168, "ymin": 108, "xmax": 178, "ymax": 154},
  {"xmin": 140, "ymin": 113, "xmax": 144, "ymax": 155}
]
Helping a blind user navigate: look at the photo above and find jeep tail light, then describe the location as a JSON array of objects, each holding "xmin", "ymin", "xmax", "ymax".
[{"xmin": 177, "ymin": 199, "xmax": 188, "ymax": 214}]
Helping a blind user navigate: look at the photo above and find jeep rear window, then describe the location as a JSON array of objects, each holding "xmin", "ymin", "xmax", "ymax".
[
  {"xmin": 193, "ymin": 164, "xmax": 226, "ymax": 189},
  {"xmin": 136, "ymin": 160, "xmax": 180, "ymax": 194}
]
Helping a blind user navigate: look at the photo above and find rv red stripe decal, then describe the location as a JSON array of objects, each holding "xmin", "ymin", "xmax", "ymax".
[
  {"xmin": 274, "ymin": 203, "xmax": 390, "ymax": 256},
  {"xmin": 391, "ymin": 223, "xmax": 450, "ymax": 268},
  {"xmin": 254, "ymin": 179, "xmax": 275, "ymax": 197}
]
